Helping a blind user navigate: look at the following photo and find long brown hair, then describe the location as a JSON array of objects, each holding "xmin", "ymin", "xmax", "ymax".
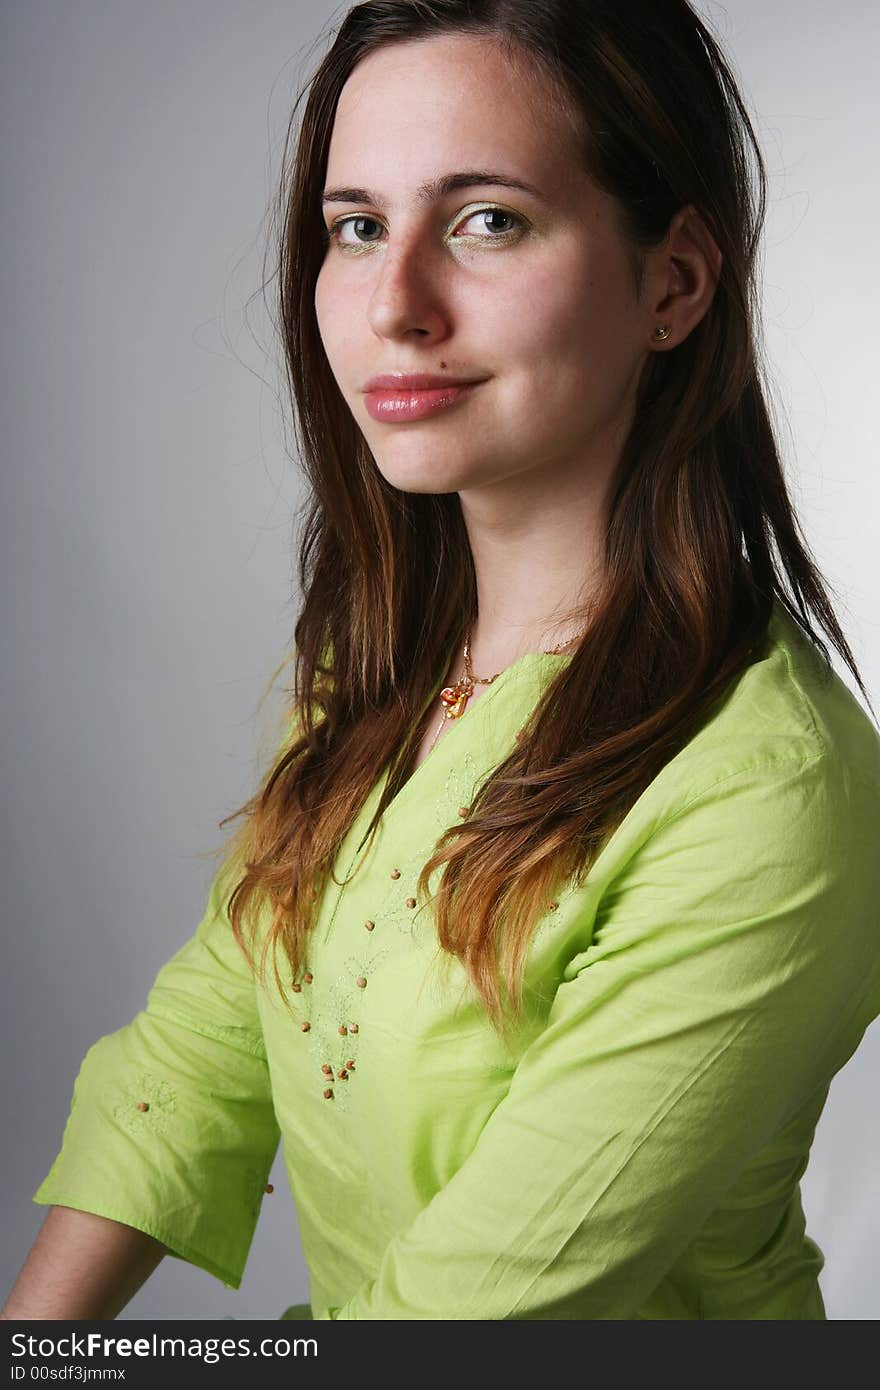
[{"xmin": 217, "ymin": 0, "xmax": 873, "ymax": 1044}]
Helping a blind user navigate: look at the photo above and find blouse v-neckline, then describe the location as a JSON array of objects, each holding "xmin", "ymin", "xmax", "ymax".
[{"xmin": 373, "ymin": 646, "xmax": 574, "ymax": 828}]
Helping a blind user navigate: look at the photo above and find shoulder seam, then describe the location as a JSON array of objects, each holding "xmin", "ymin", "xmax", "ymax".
[
  {"xmin": 143, "ymin": 999, "xmax": 269, "ymax": 1062},
  {"xmin": 772, "ymin": 623, "xmax": 831, "ymax": 756},
  {"xmin": 654, "ymin": 748, "xmax": 830, "ymax": 837}
]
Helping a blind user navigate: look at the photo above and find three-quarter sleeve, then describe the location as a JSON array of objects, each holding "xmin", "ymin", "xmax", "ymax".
[
  {"xmin": 321, "ymin": 748, "xmax": 880, "ymax": 1319},
  {"xmin": 32, "ymin": 854, "xmax": 281, "ymax": 1289}
]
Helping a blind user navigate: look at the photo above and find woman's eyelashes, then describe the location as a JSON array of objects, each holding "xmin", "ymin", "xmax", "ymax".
[{"xmin": 323, "ymin": 205, "xmax": 529, "ymax": 253}]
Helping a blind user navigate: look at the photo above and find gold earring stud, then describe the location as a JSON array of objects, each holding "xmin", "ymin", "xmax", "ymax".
[{"xmin": 653, "ymin": 325, "xmax": 671, "ymax": 341}]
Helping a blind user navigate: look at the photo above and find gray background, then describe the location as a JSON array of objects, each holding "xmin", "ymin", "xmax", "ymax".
[{"xmin": 2, "ymin": 1, "xmax": 877, "ymax": 1320}]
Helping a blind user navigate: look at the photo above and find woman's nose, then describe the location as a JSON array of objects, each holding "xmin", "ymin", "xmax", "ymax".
[{"xmin": 366, "ymin": 235, "xmax": 450, "ymax": 341}]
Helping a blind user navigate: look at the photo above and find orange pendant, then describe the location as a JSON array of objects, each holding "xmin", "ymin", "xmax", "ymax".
[{"xmin": 439, "ymin": 683, "xmax": 470, "ymax": 719}]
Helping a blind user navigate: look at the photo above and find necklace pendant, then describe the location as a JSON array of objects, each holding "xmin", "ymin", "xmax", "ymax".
[{"xmin": 439, "ymin": 682, "xmax": 470, "ymax": 720}]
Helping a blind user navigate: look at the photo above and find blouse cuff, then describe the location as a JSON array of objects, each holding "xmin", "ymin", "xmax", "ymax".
[{"xmin": 32, "ymin": 1009, "xmax": 281, "ymax": 1290}]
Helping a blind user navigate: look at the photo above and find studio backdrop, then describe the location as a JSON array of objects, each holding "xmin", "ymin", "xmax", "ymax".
[{"xmin": 2, "ymin": 0, "xmax": 877, "ymax": 1320}]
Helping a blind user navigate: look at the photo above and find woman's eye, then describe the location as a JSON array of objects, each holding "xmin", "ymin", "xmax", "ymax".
[
  {"xmin": 328, "ymin": 215, "xmax": 384, "ymax": 246},
  {"xmin": 324, "ymin": 206, "xmax": 525, "ymax": 249},
  {"xmin": 455, "ymin": 208, "xmax": 522, "ymax": 238}
]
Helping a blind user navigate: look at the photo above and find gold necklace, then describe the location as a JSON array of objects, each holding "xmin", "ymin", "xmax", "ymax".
[{"xmin": 428, "ymin": 624, "xmax": 586, "ymax": 754}]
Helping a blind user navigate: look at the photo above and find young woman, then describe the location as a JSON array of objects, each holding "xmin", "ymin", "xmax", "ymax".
[{"xmin": 5, "ymin": 0, "xmax": 879, "ymax": 1321}]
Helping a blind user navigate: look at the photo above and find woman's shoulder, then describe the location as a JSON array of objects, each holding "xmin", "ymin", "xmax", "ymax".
[
  {"xmin": 629, "ymin": 597, "xmax": 879, "ymax": 836},
  {"xmin": 758, "ymin": 598, "xmax": 879, "ymax": 770},
  {"xmin": 581, "ymin": 600, "xmax": 879, "ymax": 990}
]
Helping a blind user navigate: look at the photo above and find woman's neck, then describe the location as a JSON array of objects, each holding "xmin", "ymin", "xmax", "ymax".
[{"xmin": 456, "ymin": 462, "xmax": 608, "ymax": 670}]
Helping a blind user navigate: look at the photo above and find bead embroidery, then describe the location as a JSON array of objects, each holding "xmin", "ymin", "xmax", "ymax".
[
  {"xmin": 304, "ymin": 948, "xmax": 391, "ymax": 1111},
  {"xmin": 369, "ymin": 849, "xmax": 429, "ymax": 938},
  {"xmin": 360, "ymin": 751, "xmax": 486, "ymax": 942},
  {"xmin": 108, "ymin": 1072, "xmax": 176, "ymax": 1138},
  {"xmin": 335, "ymin": 750, "xmax": 487, "ymax": 949},
  {"xmin": 434, "ymin": 750, "xmax": 484, "ymax": 833},
  {"xmin": 301, "ymin": 721, "xmax": 557, "ymax": 1106}
]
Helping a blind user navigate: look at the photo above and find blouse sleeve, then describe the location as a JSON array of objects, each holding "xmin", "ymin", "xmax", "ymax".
[
  {"xmin": 321, "ymin": 747, "xmax": 880, "ymax": 1319},
  {"xmin": 32, "ymin": 850, "xmax": 281, "ymax": 1290}
]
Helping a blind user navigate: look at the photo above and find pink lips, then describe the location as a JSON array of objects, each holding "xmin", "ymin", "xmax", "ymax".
[{"xmin": 362, "ymin": 373, "xmax": 486, "ymax": 423}]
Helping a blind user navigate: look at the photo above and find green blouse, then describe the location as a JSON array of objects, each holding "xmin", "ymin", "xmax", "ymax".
[{"xmin": 33, "ymin": 600, "xmax": 880, "ymax": 1319}]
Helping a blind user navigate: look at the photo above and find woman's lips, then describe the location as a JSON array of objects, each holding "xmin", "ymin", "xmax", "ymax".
[{"xmin": 363, "ymin": 381, "xmax": 484, "ymax": 422}]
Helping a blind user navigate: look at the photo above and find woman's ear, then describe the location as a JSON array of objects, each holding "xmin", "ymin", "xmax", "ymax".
[{"xmin": 646, "ymin": 204, "xmax": 724, "ymax": 348}]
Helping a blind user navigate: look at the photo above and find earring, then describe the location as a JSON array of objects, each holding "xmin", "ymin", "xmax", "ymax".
[{"xmin": 652, "ymin": 325, "xmax": 671, "ymax": 341}]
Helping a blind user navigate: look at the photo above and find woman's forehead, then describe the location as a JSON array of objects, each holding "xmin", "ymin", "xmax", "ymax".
[
  {"xmin": 331, "ymin": 32, "xmax": 576, "ymax": 149},
  {"xmin": 326, "ymin": 36, "xmax": 585, "ymax": 205}
]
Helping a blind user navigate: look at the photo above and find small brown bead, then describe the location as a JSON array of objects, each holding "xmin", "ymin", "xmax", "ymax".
[
  {"xmin": 349, "ymin": 1023, "xmax": 359, "ymax": 1034},
  {"xmin": 264, "ymin": 1183, "xmax": 274, "ymax": 1194},
  {"xmin": 346, "ymin": 1059, "xmax": 356, "ymax": 1070},
  {"xmin": 390, "ymin": 868, "xmax": 401, "ymax": 879},
  {"xmin": 364, "ymin": 919, "xmax": 375, "ymax": 931},
  {"xmin": 405, "ymin": 896, "xmax": 416, "ymax": 909},
  {"xmin": 458, "ymin": 805, "xmax": 470, "ymax": 818},
  {"xmin": 338, "ymin": 1024, "xmax": 348, "ymax": 1035},
  {"xmin": 304, "ymin": 971, "xmax": 314, "ymax": 984},
  {"xmin": 291, "ymin": 982, "xmax": 302, "ymax": 993},
  {"xmin": 136, "ymin": 1101, "xmax": 150, "ymax": 1112},
  {"xmin": 323, "ymin": 1088, "xmax": 334, "ymax": 1099},
  {"xmin": 356, "ymin": 976, "xmax": 367, "ymax": 989},
  {"xmin": 338, "ymin": 1068, "xmax": 349, "ymax": 1079},
  {"xmin": 548, "ymin": 901, "xmax": 559, "ymax": 912},
  {"xmin": 300, "ymin": 1021, "xmax": 310, "ymax": 1032},
  {"xmin": 321, "ymin": 1064, "xmax": 333, "ymax": 1075}
]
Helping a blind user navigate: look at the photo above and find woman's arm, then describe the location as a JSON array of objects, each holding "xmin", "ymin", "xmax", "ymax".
[
  {"xmin": 27, "ymin": 853, "xmax": 282, "ymax": 1293},
  {"xmin": 16, "ymin": 718, "xmax": 301, "ymax": 1309},
  {"xmin": 1, "ymin": 1205, "xmax": 167, "ymax": 1320}
]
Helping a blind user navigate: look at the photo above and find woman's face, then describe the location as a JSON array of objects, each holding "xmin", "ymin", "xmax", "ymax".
[{"xmin": 314, "ymin": 32, "xmax": 654, "ymax": 498}]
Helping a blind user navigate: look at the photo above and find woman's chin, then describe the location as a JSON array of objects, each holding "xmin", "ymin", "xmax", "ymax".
[{"xmin": 369, "ymin": 454, "xmax": 495, "ymax": 496}]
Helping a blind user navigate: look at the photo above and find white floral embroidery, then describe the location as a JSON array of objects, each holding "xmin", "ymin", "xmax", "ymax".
[
  {"xmin": 369, "ymin": 851, "xmax": 432, "ymax": 938},
  {"xmin": 434, "ymin": 749, "xmax": 484, "ymax": 831},
  {"xmin": 360, "ymin": 750, "xmax": 489, "ymax": 940},
  {"xmin": 299, "ymin": 742, "xmax": 516, "ymax": 1106},
  {"xmin": 107, "ymin": 1072, "xmax": 176, "ymax": 1138},
  {"xmin": 303, "ymin": 941, "xmax": 392, "ymax": 1112}
]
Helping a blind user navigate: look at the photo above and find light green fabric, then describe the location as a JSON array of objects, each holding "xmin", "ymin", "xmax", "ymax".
[{"xmin": 34, "ymin": 600, "xmax": 880, "ymax": 1319}]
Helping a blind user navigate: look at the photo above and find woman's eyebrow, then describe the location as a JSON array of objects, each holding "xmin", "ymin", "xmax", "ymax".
[{"xmin": 321, "ymin": 169, "xmax": 548, "ymax": 208}]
